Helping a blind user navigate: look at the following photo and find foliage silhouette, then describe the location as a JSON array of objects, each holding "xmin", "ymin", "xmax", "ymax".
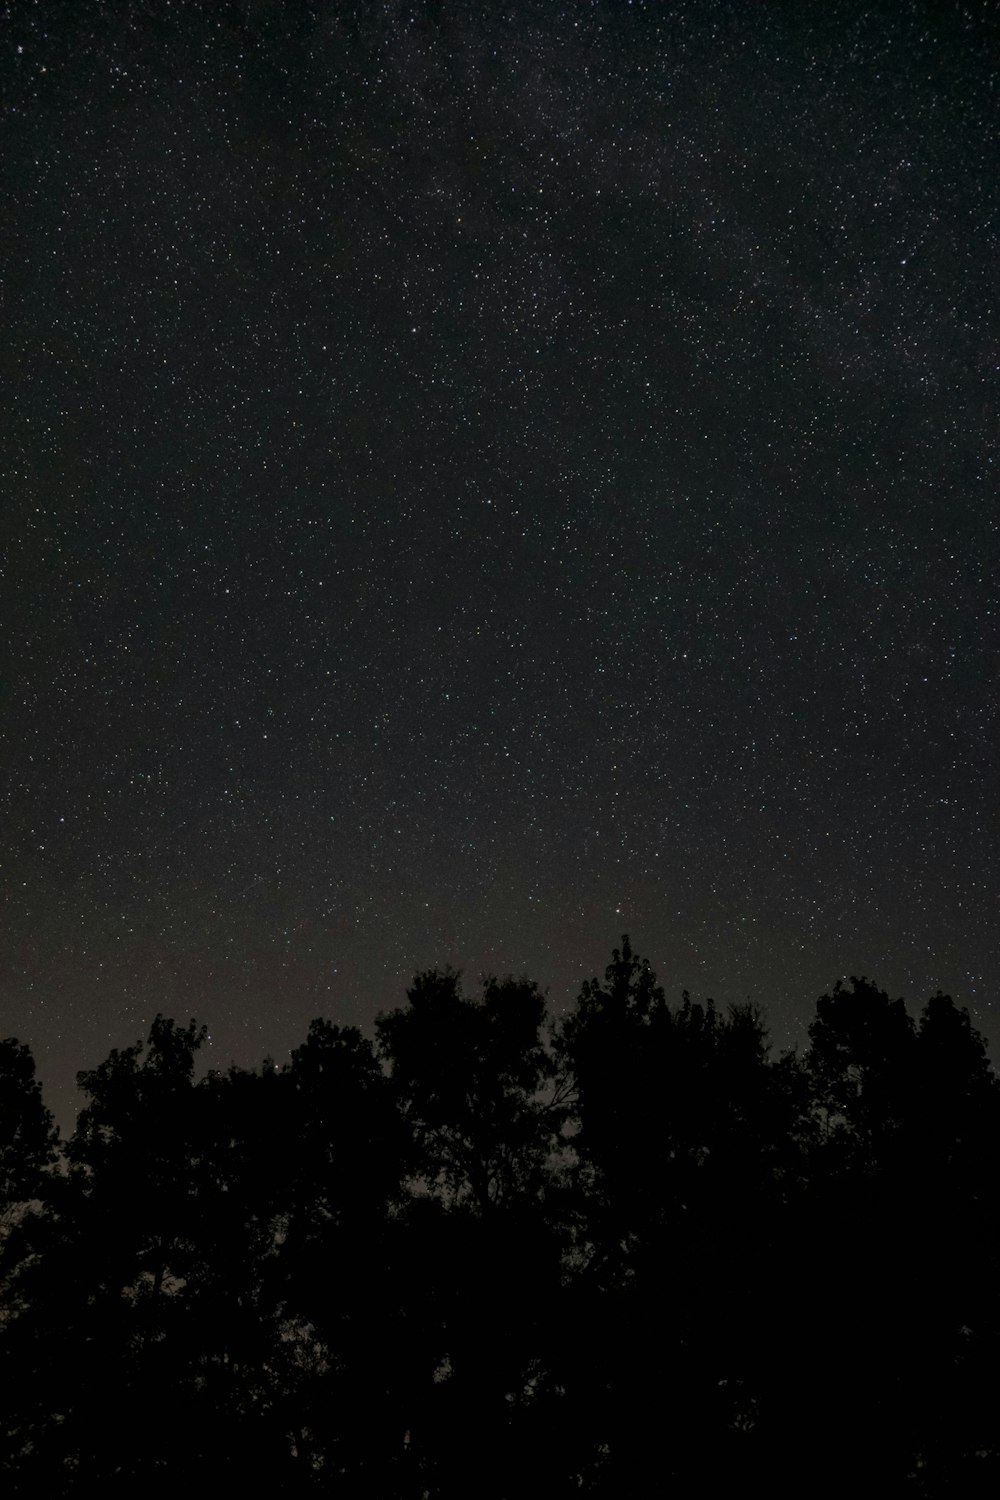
[
  {"xmin": 0, "ymin": 1037, "xmax": 58, "ymax": 1213},
  {"xmin": 1, "ymin": 940, "xmax": 998, "ymax": 1495}
]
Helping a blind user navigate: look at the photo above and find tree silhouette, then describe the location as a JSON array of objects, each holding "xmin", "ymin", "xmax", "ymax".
[
  {"xmin": 0, "ymin": 1036, "xmax": 58, "ymax": 1214},
  {"xmin": 1, "ymin": 942, "xmax": 998, "ymax": 1494},
  {"xmin": 49, "ymin": 1017, "xmax": 212, "ymax": 1489},
  {"xmin": 0, "ymin": 1034, "xmax": 59, "ymax": 1441},
  {"xmin": 376, "ymin": 968, "xmax": 559, "ymax": 1213},
  {"xmin": 267, "ymin": 1021, "xmax": 411, "ymax": 1490},
  {"xmin": 375, "ymin": 970, "xmax": 566, "ymax": 1497},
  {"xmin": 552, "ymin": 938, "xmax": 814, "ymax": 1490}
]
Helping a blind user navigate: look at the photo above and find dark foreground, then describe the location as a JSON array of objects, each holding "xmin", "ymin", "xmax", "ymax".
[{"xmin": 2, "ymin": 939, "xmax": 998, "ymax": 1495}]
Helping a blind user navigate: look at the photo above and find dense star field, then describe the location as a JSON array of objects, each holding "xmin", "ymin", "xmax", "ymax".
[{"xmin": 2, "ymin": 0, "xmax": 998, "ymax": 1127}]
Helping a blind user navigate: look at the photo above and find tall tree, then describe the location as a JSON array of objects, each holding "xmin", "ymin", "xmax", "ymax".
[
  {"xmin": 376, "ymin": 970, "xmax": 564, "ymax": 1497},
  {"xmin": 5, "ymin": 1017, "xmax": 210, "ymax": 1492},
  {"xmin": 0, "ymin": 1036, "xmax": 58, "ymax": 1214},
  {"xmin": 0, "ymin": 1035, "xmax": 59, "ymax": 1409},
  {"xmin": 554, "ymin": 938, "xmax": 808, "ymax": 1492},
  {"xmin": 376, "ymin": 969, "xmax": 558, "ymax": 1214}
]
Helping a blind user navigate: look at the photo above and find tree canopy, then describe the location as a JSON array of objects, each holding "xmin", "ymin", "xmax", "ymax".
[{"xmin": 1, "ymin": 940, "xmax": 998, "ymax": 1496}]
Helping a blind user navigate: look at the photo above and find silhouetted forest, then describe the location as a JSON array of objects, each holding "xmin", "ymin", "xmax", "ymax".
[{"xmin": 2, "ymin": 939, "xmax": 998, "ymax": 1496}]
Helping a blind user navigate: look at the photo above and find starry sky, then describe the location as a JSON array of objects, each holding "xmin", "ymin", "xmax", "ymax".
[{"xmin": 3, "ymin": 0, "xmax": 998, "ymax": 1128}]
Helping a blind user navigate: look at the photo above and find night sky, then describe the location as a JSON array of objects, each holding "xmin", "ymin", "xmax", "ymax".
[{"xmin": 3, "ymin": 0, "xmax": 998, "ymax": 1129}]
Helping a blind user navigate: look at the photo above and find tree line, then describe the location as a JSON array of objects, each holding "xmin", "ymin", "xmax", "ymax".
[{"xmin": 2, "ymin": 937, "xmax": 998, "ymax": 1496}]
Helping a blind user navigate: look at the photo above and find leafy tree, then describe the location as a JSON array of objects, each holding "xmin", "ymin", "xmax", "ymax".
[
  {"xmin": 1, "ymin": 1017, "xmax": 210, "ymax": 1491},
  {"xmin": 68, "ymin": 1013, "xmax": 207, "ymax": 1295},
  {"xmin": 267, "ymin": 1021, "xmax": 412, "ymax": 1489},
  {"xmin": 0, "ymin": 1037, "xmax": 58, "ymax": 1214},
  {"xmin": 0, "ymin": 1036, "xmax": 59, "ymax": 1376},
  {"xmin": 553, "ymin": 939, "xmax": 807, "ymax": 1492},
  {"xmin": 376, "ymin": 968, "xmax": 559, "ymax": 1214},
  {"xmin": 805, "ymin": 975, "xmax": 916, "ymax": 1163},
  {"xmin": 912, "ymin": 991, "xmax": 999, "ymax": 1166},
  {"xmin": 558, "ymin": 938, "xmax": 798, "ymax": 1261},
  {"xmin": 376, "ymin": 971, "xmax": 565, "ymax": 1496}
]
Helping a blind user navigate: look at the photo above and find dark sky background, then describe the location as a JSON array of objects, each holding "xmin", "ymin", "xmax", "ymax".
[{"xmin": 3, "ymin": 0, "xmax": 997, "ymax": 1130}]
